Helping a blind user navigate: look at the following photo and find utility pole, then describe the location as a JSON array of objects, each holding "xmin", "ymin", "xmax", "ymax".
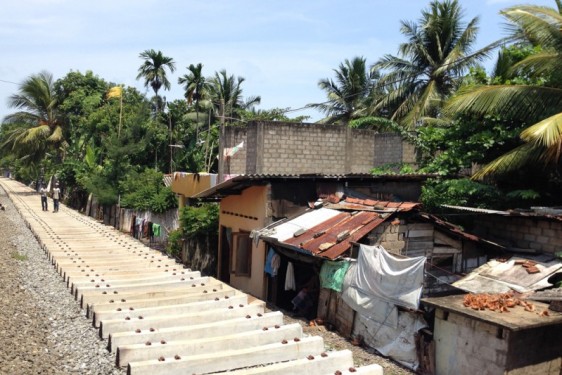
[
  {"xmin": 217, "ymin": 99, "xmax": 226, "ymax": 183},
  {"xmin": 169, "ymin": 113, "xmax": 173, "ymax": 174}
]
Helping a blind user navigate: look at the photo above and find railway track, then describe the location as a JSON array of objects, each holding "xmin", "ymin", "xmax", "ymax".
[{"xmin": 0, "ymin": 177, "xmax": 383, "ymax": 375}]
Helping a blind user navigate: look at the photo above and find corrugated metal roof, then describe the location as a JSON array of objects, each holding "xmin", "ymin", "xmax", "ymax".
[
  {"xmin": 420, "ymin": 213, "xmax": 483, "ymax": 243},
  {"xmin": 441, "ymin": 205, "xmax": 508, "ymax": 214},
  {"xmin": 162, "ymin": 174, "xmax": 173, "ymax": 187},
  {"xmin": 442, "ymin": 204, "xmax": 562, "ymax": 221},
  {"xmin": 193, "ymin": 173, "xmax": 436, "ymax": 199},
  {"xmin": 261, "ymin": 208, "xmax": 389, "ymax": 260}
]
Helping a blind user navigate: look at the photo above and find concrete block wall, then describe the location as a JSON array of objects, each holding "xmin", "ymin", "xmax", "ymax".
[
  {"xmin": 349, "ymin": 128, "xmax": 377, "ymax": 173},
  {"xmin": 224, "ymin": 121, "xmax": 415, "ymax": 175},
  {"xmin": 259, "ymin": 122, "xmax": 348, "ymax": 174},
  {"xmin": 367, "ymin": 220, "xmax": 408, "ymax": 255},
  {"xmin": 434, "ymin": 309, "xmax": 508, "ymax": 375},
  {"xmin": 475, "ymin": 216, "xmax": 562, "ymax": 254}
]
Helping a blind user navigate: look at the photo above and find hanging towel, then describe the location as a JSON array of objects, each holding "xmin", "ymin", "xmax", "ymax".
[
  {"xmin": 152, "ymin": 224, "xmax": 161, "ymax": 237},
  {"xmin": 285, "ymin": 262, "xmax": 296, "ymax": 291}
]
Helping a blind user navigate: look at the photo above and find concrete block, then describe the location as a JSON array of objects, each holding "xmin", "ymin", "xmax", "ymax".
[
  {"xmin": 117, "ymin": 323, "xmax": 303, "ymax": 367},
  {"xmin": 99, "ymin": 301, "xmax": 265, "ymax": 339},
  {"xmin": 109, "ymin": 311, "xmax": 284, "ymax": 352}
]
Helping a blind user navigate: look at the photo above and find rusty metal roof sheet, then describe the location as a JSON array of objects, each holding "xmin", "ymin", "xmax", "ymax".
[
  {"xmin": 260, "ymin": 208, "xmax": 392, "ymax": 260},
  {"xmin": 325, "ymin": 197, "xmax": 420, "ymax": 212}
]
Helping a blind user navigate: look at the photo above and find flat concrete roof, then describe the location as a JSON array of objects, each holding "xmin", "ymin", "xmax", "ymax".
[{"xmin": 422, "ymin": 294, "xmax": 562, "ymax": 331}]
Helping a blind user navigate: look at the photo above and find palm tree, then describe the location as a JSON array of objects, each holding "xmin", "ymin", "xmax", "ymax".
[
  {"xmin": 308, "ymin": 57, "xmax": 375, "ymax": 124},
  {"xmin": 446, "ymin": 1, "xmax": 562, "ymax": 178},
  {"xmin": 208, "ymin": 70, "xmax": 261, "ymax": 122},
  {"xmin": 136, "ymin": 49, "xmax": 176, "ymax": 111},
  {"xmin": 1, "ymin": 71, "xmax": 65, "ymax": 163},
  {"xmin": 372, "ymin": 0, "xmax": 493, "ymax": 128},
  {"xmin": 178, "ymin": 63, "xmax": 208, "ymax": 108},
  {"xmin": 178, "ymin": 63, "xmax": 210, "ymax": 138}
]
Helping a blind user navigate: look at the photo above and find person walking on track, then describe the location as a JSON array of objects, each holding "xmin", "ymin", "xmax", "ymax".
[
  {"xmin": 39, "ymin": 184, "xmax": 49, "ymax": 211},
  {"xmin": 52, "ymin": 183, "xmax": 61, "ymax": 213}
]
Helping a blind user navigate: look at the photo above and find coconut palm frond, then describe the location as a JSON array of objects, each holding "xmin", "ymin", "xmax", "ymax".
[
  {"xmin": 511, "ymin": 51, "xmax": 562, "ymax": 76},
  {"xmin": 519, "ymin": 113, "xmax": 562, "ymax": 165},
  {"xmin": 472, "ymin": 142, "xmax": 544, "ymax": 179},
  {"xmin": 502, "ymin": 6, "xmax": 562, "ymax": 49},
  {"xmin": 401, "ymin": 80, "xmax": 440, "ymax": 128},
  {"xmin": 446, "ymin": 84, "xmax": 562, "ymax": 120}
]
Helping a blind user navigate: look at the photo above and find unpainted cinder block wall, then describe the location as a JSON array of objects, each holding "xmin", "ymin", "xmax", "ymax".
[
  {"xmin": 225, "ymin": 121, "xmax": 416, "ymax": 175},
  {"xmin": 474, "ymin": 216, "xmax": 562, "ymax": 254},
  {"xmin": 434, "ymin": 309, "xmax": 509, "ymax": 375},
  {"xmin": 434, "ymin": 308, "xmax": 562, "ymax": 375}
]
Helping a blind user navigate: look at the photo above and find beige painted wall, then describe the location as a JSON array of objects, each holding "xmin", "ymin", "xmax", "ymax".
[
  {"xmin": 171, "ymin": 173, "xmax": 216, "ymax": 198},
  {"xmin": 219, "ymin": 185, "xmax": 269, "ymax": 299}
]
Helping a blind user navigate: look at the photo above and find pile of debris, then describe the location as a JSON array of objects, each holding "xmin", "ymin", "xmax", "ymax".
[{"xmin": 463, "ymin": 292, "xmax": 550, "ymax": 316}]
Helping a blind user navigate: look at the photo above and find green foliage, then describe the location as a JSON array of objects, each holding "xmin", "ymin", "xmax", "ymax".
[
  {"xmin": 348, "ymin": 116, "xmax": 396, "ymax": 131},
  {"xmin": 421, "ymin": 178, "xmax": 505, "ymax": 211},
  {"xmin": 119, "ymin": 169, "xmax": 177, "ymax": 213},
  {"xmin": 371, "ymin": 162, "xmax": 415, "ymax": 175},
  {"xmin": 179, "ymin": 203, "xmax": 219, "ymax": 238},
  {"xmin": 416, "ymin": 114, "xmax": 525, "ymax": 175},
  {"xmin": 166, "ymin": 229, "xmax": 183, "ymax": 257}
]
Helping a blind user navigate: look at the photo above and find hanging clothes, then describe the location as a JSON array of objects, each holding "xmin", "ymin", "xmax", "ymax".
[
  {"xmin": 152, "ymin": 224, "xmax": 161, "ymax": 237},
  {"xmin": 285, "ymin": 262, "xmax": 296, "ymax": 291},
  {"xmin": 320, "ymin": 260, "xmax": 351, "ymax": 292},
  {"xmin": 264, "ymin": 248, "xmax": 276, "ymax": 276}
]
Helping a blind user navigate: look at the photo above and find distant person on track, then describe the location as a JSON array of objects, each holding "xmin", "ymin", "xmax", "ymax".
[
  {"xmin": 52, "ymin": 183, "xmax": 61, "ymax": 213},
  {"xmin": 39, "ymin": 184, "xmax": 49, "ymax": 211}
]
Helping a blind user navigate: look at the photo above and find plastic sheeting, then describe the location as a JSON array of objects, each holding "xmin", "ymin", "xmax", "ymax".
[
  {"xmin": 320, "ymin": 260, "xmax": 351, "ymax": 292},
  {"xmin": 354, "ymin": 308, "xmax": 427, "ymax": 370},
  {"xmin": 352, "ymin": 244, "xmax": 425, "ymax": 310},
  {"xmin": 342, "ymin": 262, "xmax": 399, "ymax": 329}
]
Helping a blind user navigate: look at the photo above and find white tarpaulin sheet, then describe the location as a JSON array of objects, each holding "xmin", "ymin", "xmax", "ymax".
[
  {"xmin": 342, "ymin": 262, "xmax": 399, "ymax": 329},
  {"xmin": 352, "ymin": 244, "xmax": 425, "ymax": 310}
]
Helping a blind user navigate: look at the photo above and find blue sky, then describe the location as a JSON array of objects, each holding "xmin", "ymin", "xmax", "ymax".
[{"xmin": 0, "ymin": 0, "xmax": 553, "ymax": 122}]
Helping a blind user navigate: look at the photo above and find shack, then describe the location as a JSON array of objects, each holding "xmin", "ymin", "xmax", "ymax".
[{"xmin": 422, "ymin": 294, "xmax": 562, "ymax": 375}]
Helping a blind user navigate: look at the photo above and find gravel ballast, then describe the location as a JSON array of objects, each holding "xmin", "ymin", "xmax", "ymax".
[{"xmin": 0, "ymin": 186, "xmax": 124, "ymax": 375}]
